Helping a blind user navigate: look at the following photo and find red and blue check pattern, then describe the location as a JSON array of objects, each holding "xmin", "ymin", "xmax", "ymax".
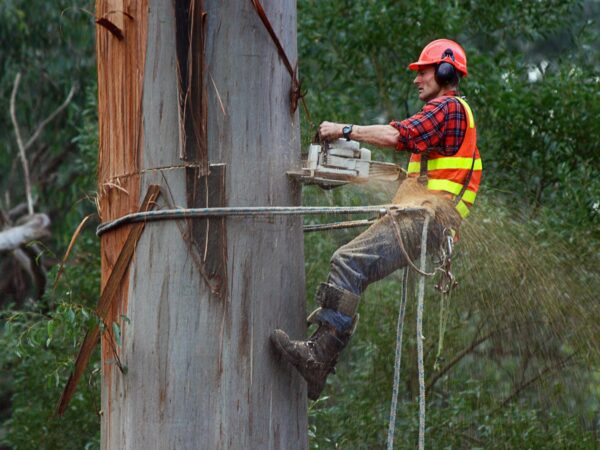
[{"xmin": 389, "ymin": 90, "xmax": 467, "ymax": 156}]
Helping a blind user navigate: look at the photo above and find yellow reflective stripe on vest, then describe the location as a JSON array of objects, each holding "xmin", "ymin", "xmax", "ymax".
[
  {"xmin": 407, "ymin": 157, "xmax": 482, "ymax": 173},
  {"xmin": 455, "ymin": 200, "xmax": 470, "ymax": 218},
  {"xmin": 427, "ymin": 178, "xmax": 477, "ymax": 203},
  {"xmin": 455, "ymin": 97, "xmax": 474, "ymax": 128}
]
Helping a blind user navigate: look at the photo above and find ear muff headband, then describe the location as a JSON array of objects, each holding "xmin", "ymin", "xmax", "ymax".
[{"xmin": 435, "ymin": 48, "xmax": 459, "ymax": 86}]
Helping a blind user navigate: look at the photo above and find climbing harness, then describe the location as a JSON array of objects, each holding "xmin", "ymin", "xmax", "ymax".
[{"xmin": 387, "ymin": 207, "xmax": 437, "ymax": 277}]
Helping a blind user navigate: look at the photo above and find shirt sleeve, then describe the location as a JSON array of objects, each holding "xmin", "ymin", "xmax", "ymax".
[{"xmin": 389, "ymin": 97, "xmax": 465, "ymax": 155}]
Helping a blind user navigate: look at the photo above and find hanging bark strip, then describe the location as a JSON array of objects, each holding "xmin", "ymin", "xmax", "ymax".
[
  {"xmin": 250, "ymin": 0, "xmax": 309, "ymax": 118},
  {"xmin": 174, "ymin": 1, "xmax": 228, "ymax": 296},
  {"xmin": 175, "ymin": 0, "xmax": 209, "ymax": 173},
  {"xmin": 185, "ymin": 164, "xmax": 228, "ymax": 297},
  {"xmin": 56, "ymin": 185, "xmax": 161, "ymax": 416}
]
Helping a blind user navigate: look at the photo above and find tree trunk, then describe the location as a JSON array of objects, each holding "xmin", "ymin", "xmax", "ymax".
[{"xmin": 96, "ymin": 1, "xmax": 307, "ymax": 448}]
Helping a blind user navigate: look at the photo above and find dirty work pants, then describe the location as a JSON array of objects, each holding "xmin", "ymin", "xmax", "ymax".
[{"xmin": 327, "ymin": 211, "xmax": 446, "ymax": 297}]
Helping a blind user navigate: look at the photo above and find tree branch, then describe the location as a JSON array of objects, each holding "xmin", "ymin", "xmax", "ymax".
[
  {"xmin": 10, "ymin": 73, "xmax": 33, "ymax": 215},
  {"xmin": 498, "ymin": 353, "xmax": 577, "ymax": 409},
  {"xmin": 0, "ymin": 214, "xmax": 50, "ymax": 252},
  {"xmin": 24, "ymin": 85, "xmax": 76, "ymax": 151},
  {"xmin": 9, "ymin": 72, "xmax": 76, "ymax": 215},
  {"xmin": 426, "ymin": 327, "xmax": 501, "ymax": 393}
]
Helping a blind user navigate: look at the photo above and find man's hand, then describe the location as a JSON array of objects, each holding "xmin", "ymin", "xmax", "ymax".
[{"xmin": 318, "ymin": 121, "xmax": 345, "ymax": 141}]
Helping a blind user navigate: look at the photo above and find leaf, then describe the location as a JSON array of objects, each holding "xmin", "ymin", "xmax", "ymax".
[
  {"xmin": 112, "ymin": 322, "xmax": 122, "ymax": 348},
  {"xmin": 47, "ymin": 319, "xmax": 55, "ymax": 338},
  {"xmin": 67, "ymin": 308, "xmax": 76, "ymax": 324}
]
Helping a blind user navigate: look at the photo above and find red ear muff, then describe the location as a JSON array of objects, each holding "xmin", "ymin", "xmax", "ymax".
[{"xmin": 435, "ymin": 48, "xmax": 459, "ymax": 86}]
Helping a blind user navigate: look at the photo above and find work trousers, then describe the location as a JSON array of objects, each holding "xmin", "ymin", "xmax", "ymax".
[{"xmin": 327, "ymin": 210, "xmax": 448, "ymax": 297}]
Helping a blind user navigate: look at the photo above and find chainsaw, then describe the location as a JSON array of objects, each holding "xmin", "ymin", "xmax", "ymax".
[{"xmin": 288, "ymin": 139, "xmax": 404, "ymax": 189}]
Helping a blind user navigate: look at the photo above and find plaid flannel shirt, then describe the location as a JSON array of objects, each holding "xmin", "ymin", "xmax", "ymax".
[{"xmin": 389, "ymin": 90, "xmax": 467, "ymax": 156}]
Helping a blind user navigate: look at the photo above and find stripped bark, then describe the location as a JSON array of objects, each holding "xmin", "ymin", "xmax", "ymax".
[{"xmin": 57, "ymin": 186, "xmax": 160, "ymax": 416}]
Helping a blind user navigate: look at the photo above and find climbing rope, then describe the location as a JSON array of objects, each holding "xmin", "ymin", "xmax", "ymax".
[
  {"xmin": 387, "ymin": 213, "xmax": 432, "ymax": 450},
  {"xmin": 416, "ymin": 214, "xmax": 430, "ymax": 450},
  {"xmin": 387, "ymin": 267, "xmax": 410, "ymax": 450},
  {"xmin": 434, "ymin": 289, "xmax": 452, "ymax": 372},
  {"xmin": 386, "ymin": 208, "xmax": 437, "ymax": 277},
  {"xmin": 303, "ymin": 218, "xmax": 377, "ymax": 233},
  {"xmin": 96, "ymin": 205, "xmax": 427, "ymax": 236},
  {"xmin": 434, "ymin": 229, "xmax": 457, "ymax": 370}
]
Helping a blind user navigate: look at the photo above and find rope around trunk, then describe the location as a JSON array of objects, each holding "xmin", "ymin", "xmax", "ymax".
[{"xmin": 96, "ymin": 205, "xmax": 427, "ymax": 236}]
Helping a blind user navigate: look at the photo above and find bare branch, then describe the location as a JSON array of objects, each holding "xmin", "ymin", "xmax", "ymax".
[
  {"xmin": 498, "ymin": 353, "xmax": 577, "ymax": 409},
  {"xmin": 0, "ymin": 213, "xmax": 50, "ymax": 252},
  {"xmin": 10, "ymin": 72, "xmax": 34, "ymax": 215},
  {"xmin": 24, "ymin": 84, "xmax": 76, "ymax": 151},
  {"xmin": 426, "ymin": 327, "xmax": 503, "ymax": 393},
  {"xmin": 8, "ymin": 203, "xmax": 29, "ymax": 220},
  {"xmin": 9, "ymin": 72, "xmax": 77, "ymax": 216}
]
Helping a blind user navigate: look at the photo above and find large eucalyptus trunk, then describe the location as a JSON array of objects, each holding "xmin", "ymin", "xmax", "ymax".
[{"xmin": 96, "ymin": 1, "xmax": 307, "ymax": 448}]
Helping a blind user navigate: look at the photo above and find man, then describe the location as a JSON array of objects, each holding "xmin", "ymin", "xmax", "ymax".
[{"xmin": 271, "ymin": 39, "xmax": 482, "ymax": 400}]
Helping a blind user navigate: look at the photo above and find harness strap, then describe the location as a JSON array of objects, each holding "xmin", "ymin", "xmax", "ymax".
[
  {"xmin": 418, "ymin": 152, "xmax": 429, "ymax": 186},
  {"xmin": 453, "ymin": 146, "xmax": 477, "ymax": 206}
]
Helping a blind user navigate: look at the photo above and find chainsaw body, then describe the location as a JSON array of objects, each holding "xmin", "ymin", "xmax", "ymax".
[{"xmin": 288, "ymin": 139, "xmax": 402, "ymax": 189}]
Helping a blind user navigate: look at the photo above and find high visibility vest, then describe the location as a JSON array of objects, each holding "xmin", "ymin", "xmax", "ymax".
[{"xmin": 406, "ymin": 96, "xmax": 482, "ymax": 218}]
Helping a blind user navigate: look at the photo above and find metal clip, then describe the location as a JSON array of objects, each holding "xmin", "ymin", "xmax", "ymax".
[
  {"xmin": 435, "ymin": 229, "xmax": 458, "ymax": 294},
  {"xmin": 435, "ymin": 268, "xmax": 457, "ymax": 294}
]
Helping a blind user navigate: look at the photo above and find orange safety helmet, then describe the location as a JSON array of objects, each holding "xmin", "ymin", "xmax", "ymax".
[{"xmin": 408, "ymin": 39, "xmax": 468, "ymax": 77}]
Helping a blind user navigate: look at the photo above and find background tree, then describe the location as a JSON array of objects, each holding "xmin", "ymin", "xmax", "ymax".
[{"xmin": 0, "ymin": 1, "xmax": 99, "ymax": 449}]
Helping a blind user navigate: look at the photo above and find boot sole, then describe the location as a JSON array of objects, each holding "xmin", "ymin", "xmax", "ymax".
[{"xmin": 270, "ymin": 330, "xmax": 327, "ymax": 400}]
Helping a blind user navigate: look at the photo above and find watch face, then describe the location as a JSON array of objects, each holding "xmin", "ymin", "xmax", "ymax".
[{"xmin": 343, "ymin": 125, "xmax": 352, "ymax": 137}]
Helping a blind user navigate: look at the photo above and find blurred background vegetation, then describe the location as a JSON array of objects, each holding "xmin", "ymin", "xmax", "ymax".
[{"xmin": 0, "ymin": 1, "xmax": 598, "ymax": 449}]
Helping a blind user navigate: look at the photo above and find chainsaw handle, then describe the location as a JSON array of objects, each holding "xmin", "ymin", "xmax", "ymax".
[{"xmin": 312, "ymin": 130, "xmax": 321, "ymax": 144}]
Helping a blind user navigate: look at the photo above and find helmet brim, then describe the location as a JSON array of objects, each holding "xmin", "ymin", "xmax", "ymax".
[
  {"xmin": 408, "ymin": 61, "xmax": 436, "ymax": 71},
  {"xmin": 408, "ymin": 60, "xmax": 468, "ymax": 77}
]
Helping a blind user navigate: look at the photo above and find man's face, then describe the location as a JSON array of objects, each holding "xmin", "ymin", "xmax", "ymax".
[{"xmin": 413, "ymin": 66, "xmax": 441, "ymax": 102}]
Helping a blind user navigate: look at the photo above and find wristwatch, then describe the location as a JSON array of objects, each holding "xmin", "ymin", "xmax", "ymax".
[{"xmin": 342, "ymin": 124, "xmax": 353, "ymax": 141}]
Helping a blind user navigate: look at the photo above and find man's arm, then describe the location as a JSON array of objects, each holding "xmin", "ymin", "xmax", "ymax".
[{"xmin": 318, "ymin": 121, "xmax": 399, "ymax": 149}]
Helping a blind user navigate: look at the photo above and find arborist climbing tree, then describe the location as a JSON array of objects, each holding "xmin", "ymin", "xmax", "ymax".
[{"xmin": 271, "ymin": 39, "xmax": 483, "ymax": 401}]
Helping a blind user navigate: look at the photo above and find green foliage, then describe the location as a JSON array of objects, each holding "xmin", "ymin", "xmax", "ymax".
[
  {"xmin": 0, "ymin": 1, "xmax": 100, "ymax": 447},
  {"xmin": 0, "ymin": 0, "xmax": 96, "ymax": 225},
  {"xmin": 0, "ymin": 232, "xmax": 101, "ymax": 450}
]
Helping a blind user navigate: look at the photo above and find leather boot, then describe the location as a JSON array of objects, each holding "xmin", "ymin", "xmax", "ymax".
[
  {"xmin": 271, "ymin": 324, "xmax": 351, "ymax": 400},
  {"xmin": 271, "ymin": 283, "xmax": 360, "ymax": 400}
]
